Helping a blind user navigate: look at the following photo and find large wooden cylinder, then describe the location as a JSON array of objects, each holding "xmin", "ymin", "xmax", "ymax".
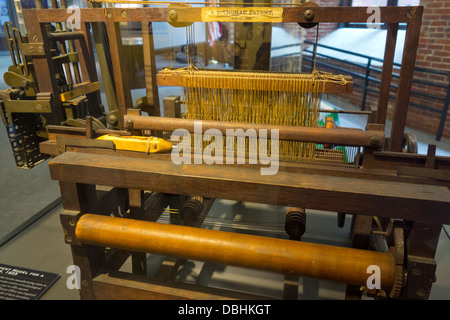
[
  {"xmin": 123, "ymin": 115, "xmax": 384, "ymax": 148},
  {"xmin": 75, "ymin": 214, "xmax": 396, "ymax": 290}
]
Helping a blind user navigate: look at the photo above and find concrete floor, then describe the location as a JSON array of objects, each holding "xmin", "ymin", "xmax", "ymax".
[
  {"xmin": 0, "ymin": 190, "xmax": 449, "ymax": 300},
  {"xmin": 0, "ymin": 49, "xmax": 449, "ymax": 300}
]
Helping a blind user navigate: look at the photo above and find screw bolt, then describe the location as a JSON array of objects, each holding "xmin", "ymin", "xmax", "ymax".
[
  {"xmin": 304, "ymin": 9, "xmax": 315, "ymax": 22},
  {"xmin": 169, "ymin": 9, "xmax": 178, "ymax": 22},
  {"xmin": 126, "ymin": 119, "xmax": 134, "ymax": 129}
]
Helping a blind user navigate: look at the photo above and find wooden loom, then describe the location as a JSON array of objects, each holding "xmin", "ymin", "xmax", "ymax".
[
  {"xmin": 157, "ymin": 66, "xmax": 354, "ymax": 164},
  {"xmin": 4, "ymin": 2, "xmax": 450, "ymax": 300}
]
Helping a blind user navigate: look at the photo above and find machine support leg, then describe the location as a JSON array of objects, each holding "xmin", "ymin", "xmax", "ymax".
[
  {"xmin": 129, "ymin": 189, "xmax": 147, "ymax": 275},
  {"xmin": 283, "ymin": 207, "xmax": 306, "ymax": 300}
]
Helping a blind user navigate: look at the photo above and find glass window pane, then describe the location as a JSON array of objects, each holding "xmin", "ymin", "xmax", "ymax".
[
  {"xmin": 352, "ymin": 0, "xmax": 388, "ymax": 6},
  {"xmin": 398, "ymin": 0, "xmax": 421, "ymax": 6}
]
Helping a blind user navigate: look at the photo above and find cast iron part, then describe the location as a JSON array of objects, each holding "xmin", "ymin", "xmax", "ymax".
[
  {"xmin": 180, "ymin": 196, "xmax": 204, "ymax": 227},
  {"xmin": 285, "ymin": 207, "xmax": 306, "ymax": 241}
]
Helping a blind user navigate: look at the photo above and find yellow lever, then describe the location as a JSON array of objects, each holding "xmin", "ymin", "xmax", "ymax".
[{"xmin": 96, "ymin": 134, "xmax": 172, "ymax": 154}]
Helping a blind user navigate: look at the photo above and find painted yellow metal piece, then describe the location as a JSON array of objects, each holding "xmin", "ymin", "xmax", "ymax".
[{"xmin": 96, "ymin": 134, "xmax": 172, "ymax": 153}]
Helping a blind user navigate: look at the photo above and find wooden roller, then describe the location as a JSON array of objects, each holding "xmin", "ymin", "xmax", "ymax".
[
  {"xmin": 75, "ymin": 214, "xmax": 397, "ymax": 291},
  {"xmin": 124, "ymin": 115, "xmax": 385, "ymax": 148}
]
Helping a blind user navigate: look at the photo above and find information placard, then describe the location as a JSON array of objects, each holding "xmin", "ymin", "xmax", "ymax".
[{"xmin": 0, "ymin": 264, "xmax": 59, "ymax": 300}]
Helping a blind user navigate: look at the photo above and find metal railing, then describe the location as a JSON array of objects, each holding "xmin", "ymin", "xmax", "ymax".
[{"xmin": 296, "ymin": 40, "xmax": 450, "ymax": 141}]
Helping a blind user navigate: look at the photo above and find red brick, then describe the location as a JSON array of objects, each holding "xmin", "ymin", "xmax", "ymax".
[
  {"xmin": 425, "ymin": 55, "xmax": 442, "ymax": 62},
  {"xmin": 429, "ymin": 21, "xmax": 447, "ymax": 27},
  {"xmin": 435, "ymin": 38, "xmax": 450, "ymax": 45},
  {"xmin": 426, "ymin": 2, "xmax": 444, "ymax": 8},
  {"xmin": 423, "ymin": 14, "xmax": 440, "ymax": 20},
  {"xmin": 429, "ymin": 32, "xmax": 445, "ymax": 38}
]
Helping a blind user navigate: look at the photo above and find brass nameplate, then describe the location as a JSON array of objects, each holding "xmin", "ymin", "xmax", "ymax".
[{"xmin": 201, "ymin": 7, "xmax": 283, "ymax": 23}]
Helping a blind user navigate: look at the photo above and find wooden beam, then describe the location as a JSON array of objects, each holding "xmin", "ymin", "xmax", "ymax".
[
  {"xmin": 389, "ymin": 7, "xmax": 423, "ymax": 151},
  {"xmin": 35, "ymin": 8, "xmax": 106, "ymax": 23},
  {"xmin": 377, "ymin": 23, "xmax": 398, "ymax": 125},
  {"xmin": 32, "ymin": 6, "xmax": 417, "ymax": 24},
  {"xmin": 105, "ymin": 8, "xmax": 133, "ymax": 130},
  {"xmin": 156, "ymin": 71, "xmax": 353, "ymax": 94},
  {"xmin": 142, "ymin": 22, "xmax": 160, "ymax": 117},
  {"xmin": 49, "ymin": 152, "xmax": 450, "ymax": 224},
  {"xmin": 92, "ymin": 271, "xmax": 275, "ymax": 300}
]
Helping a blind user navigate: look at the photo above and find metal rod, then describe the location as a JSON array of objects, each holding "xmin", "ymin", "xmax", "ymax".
[
  {"xmin": 361, "ymin": 58, "xmax": 372, "ymax": 111},
  {"xmin": 75, "ymin": 214, "xmax": 396, "ymax": 290},
  {"xmin": 175, "ymin": 102, "xmax": 371, "ymax": 115},
  {"xmin": 318, "ymin": 109, "xmax": 372, "ymax": 115},
  {"xmin": 124, "ymin": 115, "xmax": 384, "ymax": 148},
  {"xmin": 48, "ymin": 31, "xmax": 86, "ymax": 41}
]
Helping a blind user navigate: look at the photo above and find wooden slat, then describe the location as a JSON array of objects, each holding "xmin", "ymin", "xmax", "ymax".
[
  {"xmin": 36, "ymin": 8, "xmax": 106, "ymax": 23},
  {"xmin": 367, "ymin": 151, "xmax": 450, "ymax": 171},
  {"xmin": 389, "ymin": 7, "xmax": 423, "ymax": 151},
  {"xmin": 33, "ymin": 6, "xmax": 417, "ymax": 24},
  {"xmin": 156, "ymin": 71, "xmax": 353, "ymax": 94},
  {"xmin": 397, "ymin": 166, "xmax": 450, "ymax": 182},
  {"xmin": 105, "ymin": 8, "xmax": 133, "ymax": 130},
  {"xmin": 142, "ymin": 22, "xmax": 160, "ymax": 116},
  {"xmin": 49, "ymin": 152, "xmax": 450, "ymax": 224},
  {"xmin": 117, "ymin": 6, "xmax": 414, "ymax": 24},
  {"xmin": 376, "ymin": 23, "xmax": 398, "ymax": 125},
  {"xmin": 41, "ymin": 143, "xmax": 450, "ymax": 189},
  {"xmin": 92, "ymin": 271, "xmax": 275, "ymax": 300}
]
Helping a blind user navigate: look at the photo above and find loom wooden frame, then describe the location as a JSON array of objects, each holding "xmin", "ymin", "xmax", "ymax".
[
  {"xmin": 25, "ymin": 4, "xmax": 421, "ymax": 151},
  {"xmin": 20, "ymin": 4, "xmax": 449, "ymax": 300}
]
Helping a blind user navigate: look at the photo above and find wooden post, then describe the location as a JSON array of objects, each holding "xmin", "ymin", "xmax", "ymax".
[
  {"xmin": 23, "ymin": 9, "xmax": 64, "ymax": 125},
  {"xmin": 128, "ymin": 189, "xmax": 148, "ymax": 275},
  {"xmin": 142, "ymin": 21, "xmax": 160, "ymax": 117},
  {"xmin": 105, "ymin": 8, "xmax": 133, "ymax": 129},
  {"xmin": 377, "ymin": 23, "xmax": 399, "ymax": 125},
  {"xmin": 389, "ymin": 7, "xmax": 423, "ymax": 152},
  {"xmin": 58, "ymin": 182, "xmax": 104, "ymax": 300},
  {"xmin": 401, "ymin": 222, "xmax": 442, "ymax": 299}
]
